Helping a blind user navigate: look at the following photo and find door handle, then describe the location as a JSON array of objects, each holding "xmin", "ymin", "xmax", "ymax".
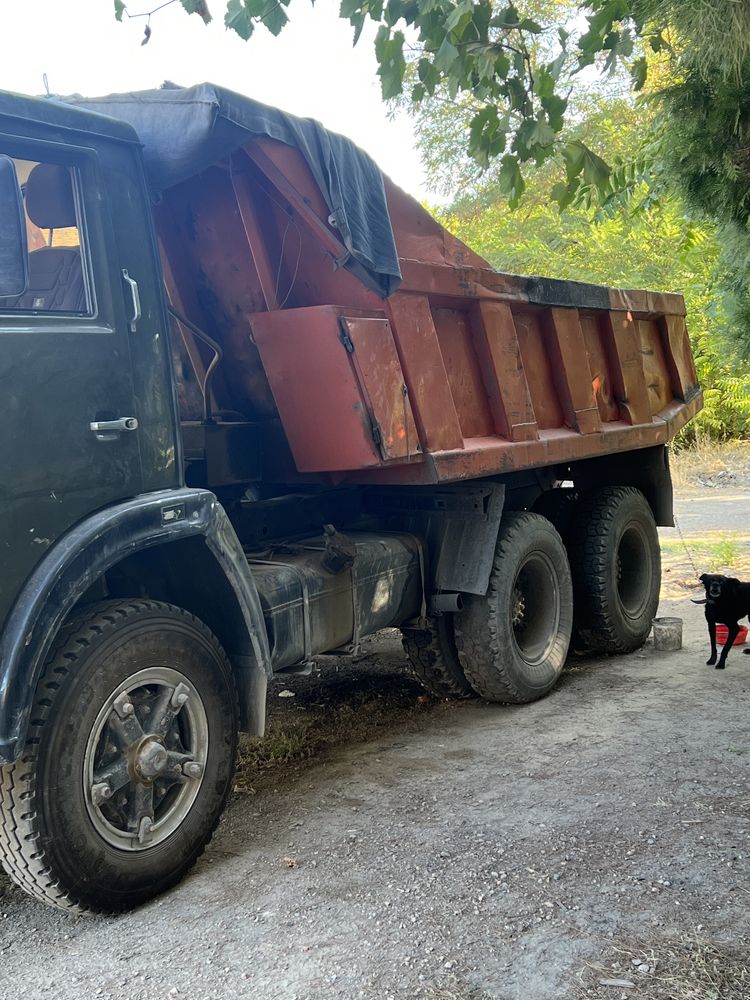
[
  {"xmin": 121, "ymin": 269, "xmax": 141, "ymax": 333},
  {"xmin": 90, "ymin": 416, "xmax": 139, "ymax": 440}
]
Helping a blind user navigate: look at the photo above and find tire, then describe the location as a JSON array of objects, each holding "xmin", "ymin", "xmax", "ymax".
[
  {"xmin": 401, "ymin": 615, "xmax": 474, "ymax": 699},
  {"xmin": 569, "ymin": 487, "xmax": 661, "ymax": 654},
  {"xmin": 0, "ymin": 599, "xmax": 238, "ymax": 913},
  {"xmin": 454, "ymin": 512, "xmax": 573, "ymax": 704}
]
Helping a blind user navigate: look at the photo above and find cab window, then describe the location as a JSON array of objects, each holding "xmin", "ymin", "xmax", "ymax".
[{"xmin": 0, "ymin": 157, "xmax": 92, "ymax": 315}]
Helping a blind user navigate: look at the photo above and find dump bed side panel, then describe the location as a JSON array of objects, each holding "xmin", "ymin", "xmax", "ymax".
[{"xmin": 155, "ymin": 136, "xmax": 701, "ymax": 486}]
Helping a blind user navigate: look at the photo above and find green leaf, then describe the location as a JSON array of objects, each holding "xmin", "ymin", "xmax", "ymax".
[
  {"xmin": 518, "ymin": 18, "xmax": 541, "ymax": 32},
  {"xmin": 491, "ymin": 3, "xmax": 519, "ymax": 28},
  {"xmin": 529, "ymin": 119, "xmax": 555, "ymax": 148},
  {"xmin": 533, "ymin": 66, "xmax": 555, "ymax": 99},
  {"xmin": 649, "ymin": 32, "xmax": 666, "ymax": 52},
  {"xmin": 114, "ymin": 0, "xmax": 126, "ymax": 21},
  {"xmin": 262, "ymin": 0, "xmax": 289, "ymax": 36},
  {"xmin": 180, "ymin": 0, "xmax": 212, "ymax": 23},
  {"xmin": 580, "ymin": 143, "xmax": 611, "ymax": 189},
  {"xmin": 375, "ymin": 27, "xmax": 406, "ymax": 99},
  {"xmin": 434, "ymin": 35, "xmax": 459, "ymax": 72},
  {"xmin": 630, "ymin": 56, "xmax": 647, "ymax": 91},
  {"xmin": 385, "ymin": 0, "xmax": 404, "ymax": 26},
  {"xmin": 550, "ymin": 178, "xmax": 579, "ymax": 211},
  {"xmin": 498, "ymin": 154, "xmax": 525, "ymax": 208},
  {"xmin": 225, "ymin": 0, "xmax": 254, "ymax": 38},
  {"xmin": 444, "ymin": 0, "xmax": 472, "ymax": 33},
  {"xmin": 541, "ymin": 93, "xmax": 567, "ymax": 132},
  {"xmin": 562, "ymin": 141, "xmax": 585, "ymax": 181}
]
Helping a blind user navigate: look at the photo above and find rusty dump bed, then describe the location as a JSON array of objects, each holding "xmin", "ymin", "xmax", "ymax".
[{"xmin": 127, "ymin": 90, "xmax": 702, "ymax": 487}]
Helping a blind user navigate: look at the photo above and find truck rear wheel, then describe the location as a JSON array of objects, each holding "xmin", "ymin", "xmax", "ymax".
[
  {"xmin": 454, "ymin": 512, "xmax": 573, "ymax": 703},
  {"xmin": 401, "ymin": 615, "xmax": 474, "ymax": 699},
  {"xmin": 569, "ymin": 487, "xmax": 661, "ymax": 654},
  {"xmin": 0, "ymin": 599, "xmax": 238, "ymax": 913}
]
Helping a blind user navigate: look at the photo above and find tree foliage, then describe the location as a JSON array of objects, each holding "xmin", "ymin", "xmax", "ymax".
[{"xmin": 116, "ymin": 1, "xmax": 750, "ymax": 214}]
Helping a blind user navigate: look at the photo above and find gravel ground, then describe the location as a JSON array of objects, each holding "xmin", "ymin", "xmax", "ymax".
[{"xmin": 1, "ymin": 482, "xmax": 749, "ymax": 1000}]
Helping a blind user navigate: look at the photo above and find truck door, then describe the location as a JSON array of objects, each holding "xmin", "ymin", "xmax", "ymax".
[{"xmin": 0, "ymin": 141, "xmax": 143, "ymax": 627}]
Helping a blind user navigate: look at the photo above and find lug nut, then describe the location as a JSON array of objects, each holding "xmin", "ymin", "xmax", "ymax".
[
  {"xmin": 170, "ymin": 682, "xmax": 190, "ymax": 711},
  {"xmin": 137, "ymin": 816, "xmax": 153, "ymax": 845},
  {"xmin": 113, "ymin": 692, "xmax": 135, "ymax": 719},
  {"xmin": 182, "ymin": 761, "xmax": 204, "ymax": 780},
  {"xmin": 91, "ymin": 781, "xmax": 113, "ymax": 806}
]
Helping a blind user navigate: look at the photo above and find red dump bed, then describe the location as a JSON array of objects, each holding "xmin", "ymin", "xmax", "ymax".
[{"xmin": 156, "ymin": 135, "xmax": 702, "ymax": 486}]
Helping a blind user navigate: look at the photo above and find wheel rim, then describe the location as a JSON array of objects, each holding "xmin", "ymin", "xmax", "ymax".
[
  {"xmin": 510, "ymin": 551, "xmax": 561, "ymax": 667},
  {"xmin": 616, "ymin": 522, "xmax": 653, "ymax": 619},
  {"xmin": 83, "ymin": 667, "xmax": 209, "ymax": 852}
]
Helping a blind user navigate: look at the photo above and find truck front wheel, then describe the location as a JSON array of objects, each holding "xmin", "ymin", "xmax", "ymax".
[
  {"xmin": 454, "ymin": 512, "xmax": 573, "ymax": 703},
  {"xmin": 0, "ymin": 599, "xmax": 238, "ymax": 913}
]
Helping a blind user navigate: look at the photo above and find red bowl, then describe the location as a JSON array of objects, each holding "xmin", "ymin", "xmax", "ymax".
[{"xmin": 716, "ymin": 624, "xmax": 748, "ymax": 646}]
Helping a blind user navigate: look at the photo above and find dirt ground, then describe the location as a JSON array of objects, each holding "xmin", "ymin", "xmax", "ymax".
[{"xmin": 1, "ymin": 451, "xmax": 749, "ymax": 1000}]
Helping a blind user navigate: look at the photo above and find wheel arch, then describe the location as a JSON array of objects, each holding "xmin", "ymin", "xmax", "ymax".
[
  {"xmin": 0, "ymin": 488, "xmax": 271, "ymax": 764},
  {"xmin": 568, "ymin": 444, "xmax": 674, "ymax": 526}
]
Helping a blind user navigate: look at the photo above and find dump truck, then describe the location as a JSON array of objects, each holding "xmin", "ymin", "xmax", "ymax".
[{"xmin": 0, "ymin": 83, "xmax": 701, "ymax": 913}]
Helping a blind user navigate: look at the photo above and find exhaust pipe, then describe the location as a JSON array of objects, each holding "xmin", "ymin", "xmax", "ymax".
[{"xmin": 429, "ymin": 592, "xmax": 464, "ymax": 614}]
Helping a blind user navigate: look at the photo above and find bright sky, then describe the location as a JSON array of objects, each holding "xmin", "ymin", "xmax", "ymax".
[{"xmin": 0, "ymin": 0, "xmax": 430, "ymax": 199}]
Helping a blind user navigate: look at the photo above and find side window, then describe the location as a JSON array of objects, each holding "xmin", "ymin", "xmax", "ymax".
[{"xmin": 0, "ymin": 157, "xmax": 92, "ymax": 315}]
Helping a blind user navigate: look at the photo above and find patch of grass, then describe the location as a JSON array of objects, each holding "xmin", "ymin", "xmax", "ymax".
[
  {"xmin": 659, "ymin": 535, "xmax": 750, "ymax": 597},
  {"xmin": 239, "ymin": 725, "xmax": 316, "ymax": 771},
  {"xmin": 710, "ymin": 536, "xmax": 742, "ymax": 570},
  {"xmin": 578, "ymin": 933, "xmax": 750, "ymax": 999},
  {"xmin": 234, "ymin": 647, "xmax": 451, "ymax": 793}
]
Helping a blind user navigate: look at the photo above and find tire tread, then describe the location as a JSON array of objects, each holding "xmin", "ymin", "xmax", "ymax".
[
  {"xmin": 401, "ymin": 617, "xmax": 473, "ymax": 699},
  {"xmin": 455, "ymin": 512, "xmax": 571, "ymax": 704},
  {"xmin": 569, "ymin": 486, "xmax": 660, "ymax": 654},
  {"xmin": 0, "ymin": 599, "xmax": 232, "ymax": 913}
]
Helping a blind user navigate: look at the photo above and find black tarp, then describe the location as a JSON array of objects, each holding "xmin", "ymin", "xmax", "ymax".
[{"xmin": 63, "ymin": 83, "xmax": 401, "ymax": 297}]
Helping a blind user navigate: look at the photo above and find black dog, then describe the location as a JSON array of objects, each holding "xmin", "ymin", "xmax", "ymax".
[{"xmin": 693, "ymin": 574, "xmax": 750, "ymax": 669}]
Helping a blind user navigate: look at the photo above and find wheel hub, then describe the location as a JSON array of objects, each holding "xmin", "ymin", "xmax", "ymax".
[
  {"xmin": 132, "ymin": 737, "xmax": 169, "ymax": 780},
  {"xmin": 510, "ymin": 552, "xmax": 561, "ymax": 666}
]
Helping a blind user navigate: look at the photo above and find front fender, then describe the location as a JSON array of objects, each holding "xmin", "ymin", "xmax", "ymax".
[{"xmin": 0, "ymin": 488, "xmax": 271, "ymax": 763}]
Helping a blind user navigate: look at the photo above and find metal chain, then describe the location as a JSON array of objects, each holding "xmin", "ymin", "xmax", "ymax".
[{"xmin": 673, "ymin": 515, "xmax": 701, "ymax": 580}]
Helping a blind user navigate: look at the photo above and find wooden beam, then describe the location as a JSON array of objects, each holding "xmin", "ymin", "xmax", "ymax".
[
  {"xmin": 243, "ymin": 143, "xmax": 349, "ymax": 265},
  {"xmin": 230, "ymin": 158, "xmax": 280, "ymax": 311},
  {"xmin": 471, "ymin": 301, "xmax": 539, "ymax": 443},
  {"xmin": 545, "ymin": 307, "xmax": 602, "ymax": 435},
  {"xmin": 386, "ymin": 293, "xmax": 464, "ymax": 452},
  {"xmin": 660, "ymin": 313, "xmax": 699, "ymax": 401},
  {"xmin": 600, "ymin": 311, "xmax": 652, "ymax": 425}
]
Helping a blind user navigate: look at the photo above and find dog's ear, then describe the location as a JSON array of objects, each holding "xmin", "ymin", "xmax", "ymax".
[
  {"xmin": 725, "ymin": 577, "xmax": 741, "ymax": 591},
  {"xmin": 699, "ymin": 573, "xmax": 708, "ymax": 584}
]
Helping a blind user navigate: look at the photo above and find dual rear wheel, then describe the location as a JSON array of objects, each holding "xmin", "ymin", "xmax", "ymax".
[{"xmin": 401, "ymin": 487, "xmax": 660, "ymax": 704}]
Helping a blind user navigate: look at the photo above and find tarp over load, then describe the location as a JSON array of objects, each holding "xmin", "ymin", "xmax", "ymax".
[{"xmin": 65, "ymin": 82, "xmax": 401, "ymax": 297}]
